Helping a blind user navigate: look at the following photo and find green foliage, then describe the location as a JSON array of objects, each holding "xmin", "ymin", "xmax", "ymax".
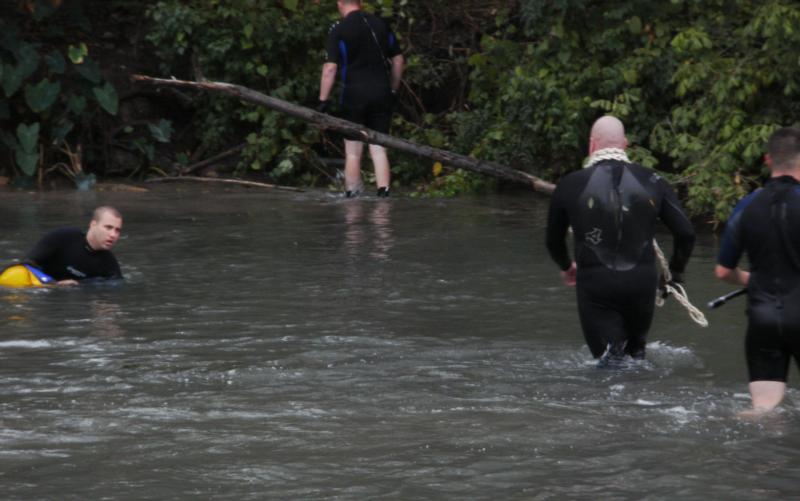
[
  {"xmin": 146, "ymin": 0, "xmax": 329, "ymax": 177},
  {"xmin": 15, "ymin": 122, "xmax": 40, "ymax": 176},
  {"xmin": 0, "ymin": 1, "xmax": 120, "ymax": 183},
  {"xmin": 412, "ymin": 168, "xmax": 495, "ymax": 198},
  {"xmin": 451, "ymin": 0, "xmax": 800, "ymax": 221}
]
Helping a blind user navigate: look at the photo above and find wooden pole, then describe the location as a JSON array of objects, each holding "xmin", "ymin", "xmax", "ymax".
[
  {"xmin": 146, "ymin": 175, "xmax": 304, "ymax": 192},
  {"xmin": 131, "ymin": 75, "xmax": 556, "ymax": 195}
]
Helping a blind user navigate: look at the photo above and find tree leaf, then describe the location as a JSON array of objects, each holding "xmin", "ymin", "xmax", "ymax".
[
  {"xmin": 67, "ymin": 95, "xmax": 87, "ymax": 115},
  {"xmin": 45, "ymin": 50, "xmax": 66, "ymax": 74},
  {"xmin": 283, "ymin": 0, "xmax": 298, "ymax": 12},
  {"xmin": 68, "ymin": 43, "xmax": 88, "ymax": 64},
  {"xmin": 15, "ymin": 150, "xmax": 39, "ymax": 176},
  {"xmin": 16, "ymin": 122, "xmax": 40, "ymax": 153},
  {"xmin": 51, "ymin": 119, "xmax": 74, "ymax": 144},
  {"xmin": 16, "ymin": 43, "xmax": 40, "ymax": 80},
  {"xmin": 93, "ymin": 82, "xmax": 118, "ymax": 115},
  {"xmin": 24, "ymin": 78, "xmax": 61, "ymax": 113},
  {"xmin": 74, "ymin": 57, "xmax": 101, "ymax": 83},
  {"xmin": 0, "ymin": 64, "xmax": 23, "ymax": 97},
  {"xmin": 148, "ymin": 119, "xmax": 173, "ymax": 143}
]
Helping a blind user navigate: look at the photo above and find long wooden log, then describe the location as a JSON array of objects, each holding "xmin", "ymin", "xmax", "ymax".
[
  {"xmin": 146, "ymin": 175, "xmax": 304, "ymax": 192},
  {"xmin": 131, "ymin": 75, "xmax": 556, "ymax": 194}
]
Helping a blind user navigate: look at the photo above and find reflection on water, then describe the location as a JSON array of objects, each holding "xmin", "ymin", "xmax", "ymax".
[
  {"xmin": 88, "ymin": 299, "xmax": 125, "ymax": 337},
  {"xmin": 0, "ymin": 188, "xmax": 798, "ymax": 500},
  {"xmin": 344, "ymin": 199, "xmax": 394, "ymax": 262}
]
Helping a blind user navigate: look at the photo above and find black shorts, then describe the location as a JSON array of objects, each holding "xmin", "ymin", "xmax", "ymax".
[
  {"xmin": 745, "ymin": 292, "xmax": 800, "ymax": 382},
  {"xmin": 342, "ymin": 87, "xmax": 393, "ymax": 134}
]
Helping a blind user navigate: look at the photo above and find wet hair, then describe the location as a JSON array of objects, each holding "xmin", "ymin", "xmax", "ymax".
[
  {"xmin": 767, "ymin": 127, "xmax": 800, "ymax": 170},
  {"xmin": 92, "ymin": 206, "xmax": 122, "ymax": 222}
]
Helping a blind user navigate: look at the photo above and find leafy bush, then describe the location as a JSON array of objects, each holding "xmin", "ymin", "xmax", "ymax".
[
  {"xmin": 146, "ymin": 0, "xmax": 329, "ymax": 180},
  {"xmin": 0, "ymin": 0, "xmax": 120, "ymax": 185},
  {"xmin": 452, "ymin": 0, "xmax": 800, "ymax": 222}
]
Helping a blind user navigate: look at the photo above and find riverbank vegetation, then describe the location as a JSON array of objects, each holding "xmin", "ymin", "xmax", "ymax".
[{"xmin": 2, "ymin": 0, "xmax": 799, "ymax": 222}]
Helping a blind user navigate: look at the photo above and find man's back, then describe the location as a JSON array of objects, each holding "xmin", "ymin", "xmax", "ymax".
[
  {"xmin": 547, "ymin": 160, "xmax": 694, "ymax": 273},
  {"xmin": 326, "ymin": 10, "xmax": 399, "ymax": 91},
  {"xmin": 720, "ymin": 175, "xmax": 800, "ymax": 295}
]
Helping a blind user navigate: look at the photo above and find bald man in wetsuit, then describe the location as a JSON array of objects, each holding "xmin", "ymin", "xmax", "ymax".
[
  {"xmin": 26, "ymin": 206, "xmax": 123, "ymax": 285},
  {"xmin": 546, "ymin": 116, "xmax": 695, "ymax": 366},
  {"xmin": 716, "ymin": 127, "xmax": 800, "ymax": 416},
  {"xmin": 318, "ymin": 0, "xmax": 404, "ymax": 197}
]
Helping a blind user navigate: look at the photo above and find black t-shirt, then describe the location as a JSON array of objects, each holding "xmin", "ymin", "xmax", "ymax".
[
  {"xmin": 325, "ymin": 10, "xmax": 401, "ymax": 100},
  {"xmin": 26, "ymin": 227, "xmax": 122, "ymax": 281},
  {"xmin": 546, "ymin": 160, "xmax": 695, "ymax": 273}
]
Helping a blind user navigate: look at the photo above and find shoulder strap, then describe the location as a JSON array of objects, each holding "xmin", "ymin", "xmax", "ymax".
[{"xmin": 361, "ymin": 13, "xmax": 391, "ymax": 75}]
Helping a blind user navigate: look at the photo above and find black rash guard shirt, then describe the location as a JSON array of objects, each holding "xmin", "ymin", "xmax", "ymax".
[
  {"xmin": 325, "ymin": 10, "xmax": 401, "ymax": 105},
  {"xmin": 26, "ymin": 227, "xmax": 122, "ymax": 281}
]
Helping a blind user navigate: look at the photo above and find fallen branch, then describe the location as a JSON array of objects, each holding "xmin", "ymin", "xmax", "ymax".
[
  {"xmin": 182, "ymin": 143, "xmax": 246, "ymax": 175},
  {"xmin": 131, "ymin": 75, "xmax": 556, "ymax": 194},
  {"xmin": 145, "ymin": 175, "xmax": 304, "ymax": 192}
]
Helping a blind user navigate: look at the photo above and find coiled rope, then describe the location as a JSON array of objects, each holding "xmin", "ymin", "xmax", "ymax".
[{"xmin": 653, "ymin": 240, "xmax": 708, "ymax": 327}]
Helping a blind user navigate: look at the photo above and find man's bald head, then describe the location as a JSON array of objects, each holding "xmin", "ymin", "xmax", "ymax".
[{"xmin": 589, "ymin": 116, "xmax": 628, "ymax": 153}]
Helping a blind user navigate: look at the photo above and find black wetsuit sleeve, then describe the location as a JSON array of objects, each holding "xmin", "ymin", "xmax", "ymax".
[
  {"xmin": 658, "ymin": 181, "xmax": 695, "ymax": 274},
  {"xmin": 546, "ymin": 182, "xmax": 573, "ymax": 271}
]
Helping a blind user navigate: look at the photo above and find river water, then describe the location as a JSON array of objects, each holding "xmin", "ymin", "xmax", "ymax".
[{"xmin": 0, "ymin": 186, "xmax": 797, "ymax": 500}]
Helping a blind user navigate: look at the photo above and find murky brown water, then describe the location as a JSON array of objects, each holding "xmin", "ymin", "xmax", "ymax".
[{"xmin": 0, "ymin": 187, "xmax": 797, "ymax": 500}]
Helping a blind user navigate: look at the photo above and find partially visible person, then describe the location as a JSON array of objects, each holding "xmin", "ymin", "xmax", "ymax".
[
  {"xmin": 318, "ymin": 0, "xmax": 404, "ymax": 197},
  {"xmin": 715, "ymin": 126, "xmax": 800, "ymax": 416},
  {"xmin": 26, "ymin": 206, "xmax": 123, "ymax": 285},
  {"xmin": 546, "ymin": 116, "xmax": 695, "ymax": 366}
]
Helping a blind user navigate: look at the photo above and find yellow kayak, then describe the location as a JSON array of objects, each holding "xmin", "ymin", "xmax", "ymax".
[{"xmin": 0, "ymin": 264, "xmax": 55, "ymax": 288}]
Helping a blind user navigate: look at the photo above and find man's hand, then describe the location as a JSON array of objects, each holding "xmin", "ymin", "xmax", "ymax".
[
  {"xmin": 561, "ymin": 262, "xmax": 577, "ymax": 286},
  {"xmin": 57, "ymin": 279, "xmax": 78, "ymax": 286},
  {"xmin": 317, "ymin": 99, "xmax": 331, "ymax": 114}
]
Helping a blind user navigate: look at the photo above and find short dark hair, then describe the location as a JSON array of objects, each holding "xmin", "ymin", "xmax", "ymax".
[
  {"xmin": 767, "ymin": 127, "xmax": 800, "ymax": 170},
  {"xmin": 93, "ymin": 206, "xmax": 122, "ymax": 222}
]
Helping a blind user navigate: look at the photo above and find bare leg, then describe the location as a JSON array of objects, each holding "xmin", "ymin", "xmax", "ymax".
[
  {"xmin": 368, "ymin": 144, "xmax": 391, "ymax": 190},
  {"xmin": 344, "ymin": 139, "xmax": 364, "ymax": 194},
  {"xmin": 739, "ymin": 381, "xmax": 786, "ymax": 418}
]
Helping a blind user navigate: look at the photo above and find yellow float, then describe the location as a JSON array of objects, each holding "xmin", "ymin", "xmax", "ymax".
[{"xmin": 0, "ymin": 264, "xmax": 55, "ymax": 288}]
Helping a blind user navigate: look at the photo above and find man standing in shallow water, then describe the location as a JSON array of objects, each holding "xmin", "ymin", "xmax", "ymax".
[
  {"xmin": 716, "ymin": 127, "xmax": 800, "ymax": 416},
  {"xmin": 545, "ymin": 116, "xmax": 695, "ymax": 366},
  {"xmin": 318, "ymin": 0, "xmax": 404, "ymax": 198},
  {"xmin": 26, "ymin": 206, "xmax": 123, "ymax": 285}
]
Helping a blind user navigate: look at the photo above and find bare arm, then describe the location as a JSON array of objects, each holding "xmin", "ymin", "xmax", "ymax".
[
  {"xmin": 390, "ymin": 54, "xmax": 404, "ymax": 93},
  {"xmin": 319, "ymin": 62, "xmax": 338, "ymax": 101},
  {"xmin": 715, "ymin": 264, "xmax": 750, "ymax": 286}
]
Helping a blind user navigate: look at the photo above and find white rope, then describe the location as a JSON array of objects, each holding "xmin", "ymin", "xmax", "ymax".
[
  {"xmin": 583, "ymin": 147, "xmax": 630, "ymax": 168},
  {"xmin": 654, "ymin": 239, "xmax": 708, "ymax": 327}
]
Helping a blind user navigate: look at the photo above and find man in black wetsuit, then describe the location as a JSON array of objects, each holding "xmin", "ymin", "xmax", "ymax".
[
  {"xmin": 716, "ymin": 127, "xmax": 800, "ymax": 415},
  {"xmin": 318, "ymin": 0, "xmax": 404, "ymax": 197},
  {"xmin": 546, "ymin": 116, "xmax": 695, "ymax": 366},
  {"xmin": 26, "ymin": 206, "xmax": 123, "ymax": 285}
]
